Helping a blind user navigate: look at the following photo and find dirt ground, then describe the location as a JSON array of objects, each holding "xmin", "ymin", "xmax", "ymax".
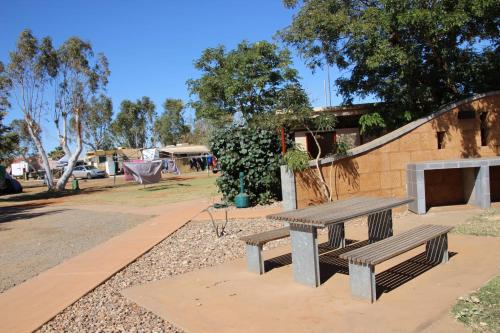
[{"xmin": 0, "ymin": 173, "xmax": 218, "ymax": 293}]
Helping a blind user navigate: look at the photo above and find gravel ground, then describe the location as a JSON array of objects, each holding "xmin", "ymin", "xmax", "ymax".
[
  {"xmin": 0, "ymin": 206, "xmax": 151, "ymax": 293},
  {"xmin": 39, "ymin": 218, "xmax": 289, "ymax": 333},
  {"xmin": 37, "ymin": 211, "xmax": 409, "ymax": 332}
]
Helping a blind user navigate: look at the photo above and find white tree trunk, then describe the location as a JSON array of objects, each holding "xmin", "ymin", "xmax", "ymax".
[
  {"xmin": 56, "ymin": 114, "xmax": 83, "ymax": 191},
  {"xmin": 25, "ymin": 117, "xmax": 54, "ymax": 190}
]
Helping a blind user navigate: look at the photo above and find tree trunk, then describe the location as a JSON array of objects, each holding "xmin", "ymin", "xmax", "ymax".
[
  {"xmin": 306, "ymin": 126, "xmax": 331, "ymax": 201},
  {"xmin": 25, "ymin": 117, "xmax": 54, "ymax": 190},
  {"xmin": 56, "ymin": 114, "xmax": 83, "ymax": 191},
  {"xmin": 60, "ymin": 116, "xmax": 71, "ymax": 156}
]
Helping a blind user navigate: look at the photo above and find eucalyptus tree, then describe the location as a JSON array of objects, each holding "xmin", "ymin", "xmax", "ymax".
[
  {"xmin": 280, "ymin": 0, "xmax": 500, "ymax": 133},
  {"xmin": 9, "ymin": 119, "xmax": 36, "ymax": 159},
  {"xmin": 54, "ymin": 37, "xmax": 110, "ymax": 190},
  {"xmin": 0, "ymin": 62, "xmax": 18, "ymax": 162},
  {"xmin": 154, "ymin": 98, "xmax": 190, "ymax": 146},
  {"xmin": 111, "ymin": 97, "xmax": 156, "ymax": 148},
  {"xmin": 6, "ymin": 30, "xmax": 58, "ymax": 188},
  {"xmin": 82, "ymin": 94, "xmax": 113, "ymax": 151}
]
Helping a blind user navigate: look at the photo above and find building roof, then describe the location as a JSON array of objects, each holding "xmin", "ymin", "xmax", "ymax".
[
  {"xmin": 160, "ymin": 144, "xmax": 209, "ymax": 155},
  {"xmin": 312, "ymin": 103, "xmax": 379, "ymax": 116}
]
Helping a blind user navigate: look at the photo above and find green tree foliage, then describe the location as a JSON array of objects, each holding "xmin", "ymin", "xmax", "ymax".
[
  {"xmin": 0, "ymin": 113, "xmax": 19, "ymax": 163},
  {"xmin": 0, "ymin": 62, "xmax": 18, "ymax": 163},
  {"xmin": 280, "ymin": 0, "xmax": 500, "ymax": 132},
  {"xmin": 53, "ymin": 36, "xmax": 110, "ymax": 190},
  {"xmin": 187, "ymin": 41, "xmax": 302, "ymax": 125},
  {"xmin": 210, "ymin": 126, "xmax": 283, "ymax": 205},
  {"xmin": 82, "ymin": 94, "xmax": 113, "ymax": 151},
  {"xmin": 9, "ymin": 119, "xmax": 36, "ymax": 159},
  {"xmin": 5, "ymin": 30, "xmax": 109, "ymax": 190},
  {"xmin": 6, "ymin": 30, "xmax": 58, "ymax": 188},
  {"xmin": 48, "ymin": 146, "xmax": 65, "ymax": 160},
  {"xmin": 112, "ymin": 97, "xmax": 156, "ymax": 148},
  {"xmin": 154, "ymin": 98, "xmax": 190, "ymax": 146}
]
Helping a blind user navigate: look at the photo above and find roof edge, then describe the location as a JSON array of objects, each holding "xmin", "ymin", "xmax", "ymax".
[{"xmin": 311, "ymin": 91, "xmax": 500, "ymax": 167}]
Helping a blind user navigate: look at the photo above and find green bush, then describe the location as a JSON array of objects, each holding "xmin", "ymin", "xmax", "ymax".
[{"xmin": 210, "ymin": 126, "xmax": 282, "ymax": 205}]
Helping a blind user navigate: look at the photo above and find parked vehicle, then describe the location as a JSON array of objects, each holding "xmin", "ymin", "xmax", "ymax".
[{"xmin": 72, "ymin": 165, "xmax": 107, "ymax": 179}]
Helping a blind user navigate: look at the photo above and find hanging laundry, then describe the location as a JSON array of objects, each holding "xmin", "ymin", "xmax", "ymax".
[{"xmin": 123, "ymin": 160, "xmax": 163, "ymax": 184}]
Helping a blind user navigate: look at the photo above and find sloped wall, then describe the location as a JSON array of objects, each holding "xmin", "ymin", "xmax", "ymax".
[{"xmin": 295, "ymin": 92, "xmax": 500, "ymax": 208}]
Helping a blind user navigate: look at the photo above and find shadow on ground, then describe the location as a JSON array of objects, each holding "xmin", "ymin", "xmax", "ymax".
[
  {"xmin": 264, "ymin": 239, "xmax": 457, "ymax": 301},
  {"xmin": 0, "ymin": 202, "xmax": 68, "ymax": 225},
  {"xmin": 0, "ymin": 187, "xmax": 109, "ymax": 204}
]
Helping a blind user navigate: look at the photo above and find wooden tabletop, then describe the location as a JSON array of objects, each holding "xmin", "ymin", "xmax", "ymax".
[{"xmin": 267, "ymin": 196, "xmax": 414, "ymax": 228}]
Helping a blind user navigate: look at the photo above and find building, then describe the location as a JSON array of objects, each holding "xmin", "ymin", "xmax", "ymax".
[
  {"xmin": 282, "ymin": 91, "xmax": 500, "ymax": 212},
  {"xmin": 293, "ymin": 103, "xmax": 378, "ymax": 158}
]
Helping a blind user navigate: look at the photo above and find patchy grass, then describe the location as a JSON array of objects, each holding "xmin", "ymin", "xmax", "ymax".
[
  {"xmin": 452, "ymin": 209, "xmax": 500, "ymax": 237},
  {"xmin": 64, "ymin": 175, "xmax": 219, "ymax": 207},
  {"xmin": 0, "ymin": 174, "xmax": 219, "ymax": 208},
  {"xmin": 452, "ymin": 276, "xmax": 500, "ymax": 333}
]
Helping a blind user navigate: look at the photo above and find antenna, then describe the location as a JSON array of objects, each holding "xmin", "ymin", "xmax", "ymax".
[{"xmin": 327, "ymin": 64, "xmax": 332, "ymax": 107}]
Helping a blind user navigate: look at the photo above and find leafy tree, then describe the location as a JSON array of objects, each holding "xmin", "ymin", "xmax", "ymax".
[
  {"xmin": 48, "ymin": 146, "xmax": 65, "ymax": 160},
  {"xmin": 6, "ymin": 30, "xmax": 58, "ymax": 188},
  {"xmin": 0, "ymin": 62, "xmax": 19, "ymax": 163},
  {"xmin": 154, "ymin": 98, "xmax": 190, "ymax": 146},
  {"xmin": 111, "ymin": 97, "xmax": 156, "ymax": 148},
  {"xmin": 53, "ymin": 37, "xmax": 110, "ymax": 190},
  {"xmin": 187, "ymin": 40, "xmax": 302, "ymax": 125},
  {"xmin": 5, "ymin": 30, "xmax": 109, "ymax": 190},
  {"xmin": 0, "ymin": 113, "xmax": 19, "ymax": 163},
  {"xmin": 82, "ymin": 94, "xmax": 113, "ymax": 151},
  {"xmin": 280, "ymin": 0, "xmax": 500, "ymax": 132},
  {"xmin": 9, "ymin": 119, "xmax": 36, "ymax": 159}
]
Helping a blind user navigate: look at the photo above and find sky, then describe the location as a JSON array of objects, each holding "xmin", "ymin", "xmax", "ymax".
[{"xmin": 1, "ymin": 0, "xmax": 358, "ymax": 151}]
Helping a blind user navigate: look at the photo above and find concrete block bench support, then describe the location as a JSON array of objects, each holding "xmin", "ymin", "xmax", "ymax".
[
  {"xmin": 327, "ymin": 223, "xmax": 345, "ymax": 248},
  {"xmin": 240, "ymin": 227, "xmax": 290, "ymax": 275},
  {"xmin": 340, "ymin": 224, "xmax": 453, "ymax": 302},
  {"xmin": 367, "ymin": 209, "xmax": 393, "ymax": 243},
  {"xmin": 290, "ymin": 224, "xmax": 320, "ymax": 287},
  {"xmin": 348, "ymin": 262, "xmax": 376, "ymax": 302},
  {"xmin": 246, "ymin": 244, "xmax": 265, "ymax": 274},
  {"xmin": 426, "ymin": 234, "xmax": 449, "ymax": 264}
]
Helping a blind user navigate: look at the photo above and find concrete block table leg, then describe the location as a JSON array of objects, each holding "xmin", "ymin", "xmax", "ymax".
[
  {"xmin": 348, "ymin": 261, "xmax": 376, "ymax": 302},
  {"xmin": 246, "ymin": 244, "xmax": 264, "ymax": 274},
  {"xmin": 368, "ymin": 209, "xmax": 393, "ymax": 243},
  {"xmin": 426, "ymin": 234, "xmax": 449, "ymax": 264},
  {"xmin": 327, "ymin": 223, "xmax": 345, "ymax": 248},
  {"xmin": 290, "ymin": 224, "xmax": 320, "ymax": 287}
]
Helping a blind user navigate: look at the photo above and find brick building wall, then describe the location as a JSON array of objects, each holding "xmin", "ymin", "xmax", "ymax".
[{"xmin": 294, "ymin": 92, "xmax": 500, "ymax": 208}]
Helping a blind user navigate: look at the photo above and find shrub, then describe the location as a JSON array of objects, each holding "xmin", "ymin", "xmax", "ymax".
[{"xmin": 210, "ymin": 126, "xmax": 282, "ymax": 205}]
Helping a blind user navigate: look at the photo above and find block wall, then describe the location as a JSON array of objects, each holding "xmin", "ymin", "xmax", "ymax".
[{"xmin": 295, "ymin": 93, "xmax": 500, "ymax": 208}]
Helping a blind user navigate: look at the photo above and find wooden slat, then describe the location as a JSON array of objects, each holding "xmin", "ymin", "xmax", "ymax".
[
  {"xmin": 239, "ymin": 227, "xmax": 290, "ymax": 246},
  {"xmin": 340, "ymin": 224, "xmax": 453, "ymax": 265},
  {"xmin": 267, "ymin": 197, "xmax": 413, "ymax": 228}
]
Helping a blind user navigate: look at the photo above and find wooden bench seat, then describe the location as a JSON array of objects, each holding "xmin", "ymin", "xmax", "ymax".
[
  {"xmin": 340, "ymin": 224, "xmax": 453, "ymax": 302},
  {"xmin": 240, "ymin": 227, "xmax": 290, "ymax": 274}
]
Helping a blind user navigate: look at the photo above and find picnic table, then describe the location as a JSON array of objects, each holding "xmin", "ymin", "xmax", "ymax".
[{"xmin": 267, "ymin": 196, "xmax": 413, "ymax": 287}]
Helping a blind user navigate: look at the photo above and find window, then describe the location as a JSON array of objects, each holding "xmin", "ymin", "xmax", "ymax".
[
  {"xmin": 480, "ymin": 112, "xmax": 488, "ymax": 146},
  {"xmin": 437, "ymin": 131, "xmax": 446, "ymax": 149}
]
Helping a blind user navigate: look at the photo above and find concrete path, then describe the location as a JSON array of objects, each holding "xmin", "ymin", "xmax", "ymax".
[
  {"xmin": 0, "ymin": 198, "xmax": 281, "ymax": 333},
  {"xmin": 0, "ymin": 198, "xmax": 209, "ymax": 333},
  {"xmin": 123, "ymin": 209, "xmax": 500, "ymax": 333}
]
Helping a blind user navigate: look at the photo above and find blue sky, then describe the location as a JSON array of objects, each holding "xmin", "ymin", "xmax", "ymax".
[{"xmin": 1, "ymin": 0, "xmax": 355, "ymax": 150}]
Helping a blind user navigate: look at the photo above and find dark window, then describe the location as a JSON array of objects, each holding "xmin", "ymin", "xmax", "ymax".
[
  {"xmin": 306, "ymin": 131, "xmax": 337, "ymax": 158},
  {"xmin": 480, "ymin": 112, "xmax": 488, "ymax": 146},
  {"xmin": 437, "ymin": 131, "xmax": 446, "ymax": 149}
]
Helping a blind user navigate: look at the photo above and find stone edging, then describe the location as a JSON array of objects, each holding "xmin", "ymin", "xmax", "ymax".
[{"xmin": 312, "ymin": 91, "xmax": 500, "ymax": 167}]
